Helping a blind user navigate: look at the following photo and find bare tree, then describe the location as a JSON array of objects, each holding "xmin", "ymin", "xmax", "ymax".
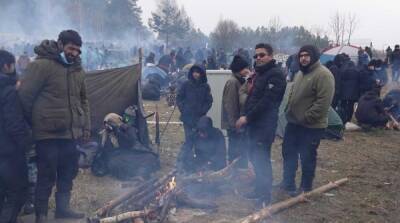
[
  {"xmin": 330, "ymin": 11, "xmax": 346, "ymax": 45},
  {"xmin": 346, "ymin": 13, "xmax": 358, "ymax": 45},
  {"xmin": 268, "ymin": 16, "xmax": 283, "ymax": 32},
  {"xmin": 210, "ymin": 19, "xmax": 241, "ymax": 51}
]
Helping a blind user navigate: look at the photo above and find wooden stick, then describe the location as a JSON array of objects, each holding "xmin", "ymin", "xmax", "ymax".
[
  {"xmin": 239, "ymin": 178, "xmax": 349, "ymax": 223},
  {"xmin": 96, "ymin": 170, "xmax": 176, "ymax": 217},
  {"xmin": 99, "ymin": 209, "xmax": 152, "ymax": 223},
  {"xmin": 181, "ymin": 158, "xmax": 239, "ymax": 185}
]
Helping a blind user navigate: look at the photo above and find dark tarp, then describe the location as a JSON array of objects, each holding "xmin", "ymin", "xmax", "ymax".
[{"xmin": 86, "ymin": 64, "xmax": 150, "ymax": 146}]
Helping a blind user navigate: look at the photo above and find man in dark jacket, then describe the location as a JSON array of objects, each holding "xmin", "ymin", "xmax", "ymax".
[
  {"xmin": 390, "ymin": 45, "xmax": 400, "ymax": 82},
  {"xmin": 0, "ymin": 50, "xmax": 29, "ymax": 223},
  {"xmin": 176, "ymin": 65, "xmax": 213, "ymax": 172},
  {"xmin": 355, "ymin": 90, "xmax": 389, "ymax": 128},
  {"xmin": 222, "ymin": 55, "xmax": 250, "ymax": 168},
  {"xmin": 236, "ymin": 43, "xmax": 286, "ymax": 205},
  {"xmin": 191, "ymin": 116, "xmax": 226, "ymax": 172},
  {"xmin": 283, "ymin": 45, "xmax": 334, "ymax": 195},
  {"xmin": 338, "ymin": 58, "xmax": 361, "ymax": 124},
  {"xmin": 19, "ymin": 30, "xmax": 90, "ymax": 222}
]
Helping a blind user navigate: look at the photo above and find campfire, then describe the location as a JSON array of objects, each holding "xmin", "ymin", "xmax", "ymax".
[{"xmin": 88, "ymin": 159, "xmax": 240, "ymax": 223}]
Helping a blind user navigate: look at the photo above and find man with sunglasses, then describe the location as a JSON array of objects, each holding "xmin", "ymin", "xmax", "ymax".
[
  {"xmin": 236, "ymin": 43, "xmax": 286, "ymax": 206},
  {"xmin": 19, "ymin": 30, "xmax": 90, "ymax": 222},
  {"xmin": 282, "ymin": 45, "xmax": 334, "ymax": 196}
]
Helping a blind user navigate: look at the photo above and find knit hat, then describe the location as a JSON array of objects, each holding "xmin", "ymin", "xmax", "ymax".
[
  {"xmin": 298, "ymin": 45, "xmax": 321, "ymax": 73},
  {"xmin": 230, "ymin": 55, "xmax": 249, "ymax": 73}
]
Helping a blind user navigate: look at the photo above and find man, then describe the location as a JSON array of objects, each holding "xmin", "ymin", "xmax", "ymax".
[
  {"xmin": 192, "ymin": 116, "xmax": 226, "ymax": 172},
  {"xmin": 236, "ymin": 43, "xmax": 286, "ymax": 205},
  {"xmin": 176, "ymin": 65, "xmax": 213, "ymax": 172},
  {"xmin": 282, "ymin": 45, "xmax": 334, "ymax": 195},
  {"xmin": 355, "ymin": 89, "xmax": 389, "ymax": 128},
  {"xmin": 338, "ymin": 55, "xmax": 360, "ymax": 124},
  {"xmin": 0, "ymin": 50, "xmax": 29, "ymax": 223},
  {"xmin": 390, "ymin": 45, "xmax": 400, "ymax": 82},
  {"xmin": 19, "ymin": 30, "xmax": 90, "ymax": 222},
  {"xmin": 285, "ymin": 54, "xmax": 300, "ymax": 82},
  {"xmin": 222, "ymin": 55, "xmax": 250, "ymax": 168},
  {"xmin": 158, "ymin": 50, "xmax": 176, "ymax": 73}
]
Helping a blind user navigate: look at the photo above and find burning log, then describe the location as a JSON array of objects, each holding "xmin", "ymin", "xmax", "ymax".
[
  {"xmin": 238, "ymin": 178, "xmax": 349, "ymax": 223},
  {"xmin": 95, "ymin": 170, "xmax": 177, "ymax": 217}
]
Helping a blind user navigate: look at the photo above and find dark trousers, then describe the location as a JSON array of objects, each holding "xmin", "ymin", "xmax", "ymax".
[
  {"xmin": 282, "ymin": 123, "xmax": 324, "ymax": 191},
  {"xmin": 177, "ymin": 123, "xmax": 196, "ymax": 172},
  {"xmin": 339, "ymin": 100, "xmax": 356, "ymax": 124},
  {"xmin": 392, "ymin": 66, "xmax": 400, "ymax": 82},
  {"xmin": 34, "ymin": 139, "xmax": 79, "ymax": 215},
  {"xmin": 0, "ymin": 154, "xmax": 28, "ymax": 223},
  {"xmin": 248, "ymin": 128, "xmax": 274, "ymax": 200},
  {"xmin": 227, "ymin": 129, "xmax": 248, "ymax": 168}
]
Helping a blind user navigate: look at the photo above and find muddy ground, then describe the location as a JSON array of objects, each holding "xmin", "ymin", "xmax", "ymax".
[{"xmin": 22, "ymin": 95, "xmax": 400, "ymax": 223}]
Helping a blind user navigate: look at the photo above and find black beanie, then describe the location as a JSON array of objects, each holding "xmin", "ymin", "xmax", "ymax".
[
  {"xmin": 230, "ymin": 55, "xmax": 249, "ymax": 73},
  {"xmin": 298, "ymin": 45, "xmax": 320, "ymax": 65},
  {"xmin": 58, "ymin": 30, "xmax": 82, "ymax": 47}
]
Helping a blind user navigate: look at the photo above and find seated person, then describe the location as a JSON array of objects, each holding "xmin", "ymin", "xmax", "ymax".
[
  {"xmin": 190, "ymin": 116, "xmax": 227, "ymax": 173},
  {"xmin": 383, "ymin": 89, "xmax": 400, "ymax": 121},
  {"xmin": 355, "ymin": 89, "xmax": 389, "ymax": 128},
  {"xmin": 93, "ymin": 107, "xmax": 159, "ymax": 180}
]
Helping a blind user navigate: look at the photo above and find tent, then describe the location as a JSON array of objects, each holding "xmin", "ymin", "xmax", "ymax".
[
  {"xmin": 277, "ymin": 83, "xmax": 344, "ymax": 140},
  {"xmin": 86, "ymin": 64, "xmax": 150, "ymax": 146},
  {"xmin": 320, "ymin": 45, "xmax": 364, "ymax": 65}
]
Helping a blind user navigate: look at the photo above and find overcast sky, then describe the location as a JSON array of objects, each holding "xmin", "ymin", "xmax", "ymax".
[{"xmin": 137, "ymin": 0, "xmax": 399, "ymax": 50}]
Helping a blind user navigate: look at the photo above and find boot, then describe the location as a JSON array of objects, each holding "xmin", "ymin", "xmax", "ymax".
[
  {"xmin": 54, "ymin": 193, "xmax": 84, "ymax": 219},
  {"xmin": 35, "ymin": 214, "xmax": 48, "ymax": 223}
]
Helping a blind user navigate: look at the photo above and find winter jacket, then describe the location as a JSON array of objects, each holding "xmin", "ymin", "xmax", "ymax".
[
  {"xmin": 176, "ymin": 65, "xmax": 213, "ymax": 126},
  {"xmin": 355, "ymin": 91, "xmax": 389, "ymax": 126},
  {"xmin": 286, "ymin": 61, "xmax": 335, "ymax": 129},
  {"xmin": 193, "ymin": 116, "xmax": 226, "ymax": 171},
  {"xmin": 390, "ymin": 49, "xmax": 400, "ymax": 67},
  {"xmin": 359, "ymin": 66, "xmax": 378, "ymax": 97},
  {"xmin": 244, "ymin": 60, "xmax": 286, "ymax": 140},
  {"xmin": 0, "ymin": 73, "xmax": 31, "ymax": 157},
  {"xmin": 221, "ymin": 72, "xmax": 245, "ymax": 130},
  {"xmin": 327, "ymin": 64, "xmax": 341, "ymax": 98},
  {"xmin": 19, "ymin": 40, "xmax": 90, "ymax": 141},
  {"xmin": 339, "ymin": 62, "xmax": 360, "ymax": 101}
]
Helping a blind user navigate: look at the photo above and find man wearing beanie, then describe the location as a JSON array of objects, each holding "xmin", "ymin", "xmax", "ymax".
[
  {"xmin": 282, "ymin": 45, "xmax": 334, "ymax": 195},
  {"xmin": 19, "ymin": 30, "xmax": 90, "ymax": 222},
  {"xmin": 222, "ymin": 55, "xmax": 251, "ymax": 168},
  {"xmin": 236, "ymin": 43, "xmax": 286, "ymax": 206}
]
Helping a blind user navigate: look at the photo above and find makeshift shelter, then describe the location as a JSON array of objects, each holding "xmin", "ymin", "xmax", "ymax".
[
  {"xmin": 86, "ymin": 64, "xmax": 150, "ymax": 146},
  {"xmin": 277, "ymin": 83, "xmax": 344, "ymax": 140},
  {"xmin": 320, "ymin": 45, "xmax": 364, "ymax": 65}
]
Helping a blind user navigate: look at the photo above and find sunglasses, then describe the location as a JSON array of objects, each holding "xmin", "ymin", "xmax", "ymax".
[{"xmin": 253, "ymin": 53, "xmax": 267, "ymax": 59}]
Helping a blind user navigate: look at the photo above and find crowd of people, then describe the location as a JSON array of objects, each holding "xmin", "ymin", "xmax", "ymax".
[{"xmin": 1, "ymin": 27, "xmax": 400, "ymax": 223}]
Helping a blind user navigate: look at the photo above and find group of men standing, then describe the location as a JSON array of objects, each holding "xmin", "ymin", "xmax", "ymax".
[
  {"xmin": 0, "ymin": 30, "xmax": 90, "ymax": 223},
  {"xmin": 176, "ymin": 43, "xmax": 334, "ymax": 206}
]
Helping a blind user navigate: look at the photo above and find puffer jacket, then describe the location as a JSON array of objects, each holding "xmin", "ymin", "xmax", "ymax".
[{"xmin": 19, "ymin": 40, "xmax": 90, "ymax": 140}]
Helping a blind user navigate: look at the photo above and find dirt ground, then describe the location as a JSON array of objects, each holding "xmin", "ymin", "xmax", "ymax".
[{"xmin": 22, "ymin": 95, "xmax": 400, "ymax": 223}]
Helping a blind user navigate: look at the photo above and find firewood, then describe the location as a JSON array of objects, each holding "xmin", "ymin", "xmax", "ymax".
[
  {"xmin": 181, "ymin": 158, "xmax": 239, "ymax": 185},
  {"xmin": 238, "ymin": 178, "xmax": 349, "ymax": 223},
  {"xmin": 97, "ymin": 209, "xmax": 153, "ymax": 223},
  {"xmin": 96, "ymin": 170, "xmax": 176, "ymax": 217}
]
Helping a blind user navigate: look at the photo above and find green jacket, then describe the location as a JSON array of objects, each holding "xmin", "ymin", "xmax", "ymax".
[
  {"xmin": 221, "ymin": 73, "xmax": 245, "ymax": 130},
  {"xmin": 19, "ymin": 40, "xmax": 90, "ymax": 141},
  {"xmin": 286, "ymin": 61, "xmax": 334, "ymax": 129}
]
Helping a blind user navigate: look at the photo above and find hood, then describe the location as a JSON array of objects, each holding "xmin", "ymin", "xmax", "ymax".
[
  {"xmin": 0, "ymin": 72, "xmax": 17, "ymax": 89},
  {"xmin": 298, "ymin": 45, "xmax": 321, "ymax": 74},
  {"xmin": 188, "ymin": 64, "xmax": 207, "ymax": 83},
  {"xmin": 362, "ymin": 90, "xmax": 380, "ymax": 101},
  {"xmin": 196, "ymin": 116, "xmax": 213, "ymax": 134},
  {"xmin": 34, "ymin": 40, "xmax": 82, "ymax": 68}
]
